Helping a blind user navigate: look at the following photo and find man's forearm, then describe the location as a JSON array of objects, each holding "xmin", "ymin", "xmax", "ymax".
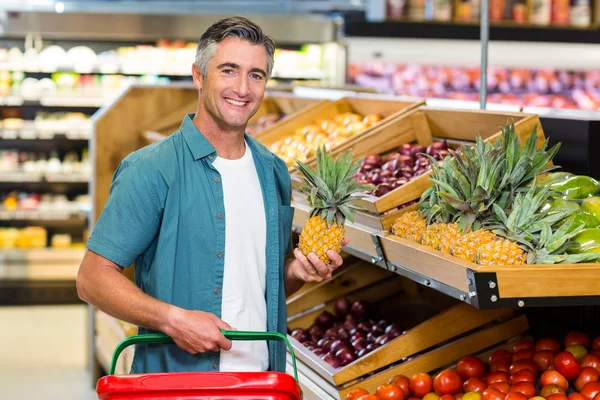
[
  {"xmin": 77, "ymin": 250, "xmax": 180, "ymax": 337},
  {"xmin": 284, "ymin": 258, "xmax": 305, "ymax": 297}
]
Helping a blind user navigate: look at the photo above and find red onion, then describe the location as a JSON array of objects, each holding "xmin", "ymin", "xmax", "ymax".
[
  {"xmin": 411, "ymin": 145, "xmax": 427, "ymax": 158},
  {"xmin": 313, "ymin": 348, "xmax": 325, "ymax": 356},
  {"xmin": 352, "ymin": 338, "xmax": 369, "ymax": 352},
  {"xmin": 414, "ymin": 157, "xmax": 431, "ymax": 170},
  {"xmin": 414, "ymin": 168, "xmax": 428, "ymax": 177},
  {"xmin": 334, "ymin": 298, "xmax": 352, "ymax": 318},
  {"xmin": 350, "ymin": 300, "xmax": 370, "ymax": 321},
  {"xmin": 399, "ymin": 143, "xmax": 414, "ymax": 156},
  {"xmin": 330, "ymin": 339, "xmax": 350, "ymax": 354},
  {"xmin": 343, "ymin": 319, "xmax": 357, "ymax": 331},
  {"xmin": 318, "ymin": 338, "xmax": 334, "ymax": 352},
  {"xmin": 303, "ymin": 340, "xmax": 316, "ymax": 348},
  {"xmin": 359, "ymin": 164, "xmax": 375, "ymax": 174},
  {"xmin": 324, "ymin": 327, "xmax": 338, "ymax": 338},
  {"xmin": 387, "ymin": 328, "xmax": 402, "ymax": 339},
  {"xmin": 357, "ymin": 321, "xmax": 372, "ymax": 332},
  {"xmin": 337, "ymin": 328, "xmax": 350, "ymax": 340},
  {"xmin": 309, "ymin": 324, "xmax": 325, "ymax": 340},
  {"xmin": 382, "ymin": 160, "xmax": 398, "ymax": 171},
  {"xmin": 371, "ymin": 323, "xmax": 385, "ymax": 335},
  {"xmin": 316, "ymin": 311, "xmax": 335, "ymax": 328},
  {"xmin": 363, "ymin": 154, "xmax": 382, "ymax": 165},
  {"xmin": 369, "ymin": 173, "xmax": 383, "ymax": 185},
  {"xmin": 380, "ymin": 170, "xmax": 394, "ymax": 180},
  {"xmin": 357, "ymin": 348, "xmax": 371, "ymax": 358},
  {"xmin": 291, "ymin": 329, "xmax": 309, "ymax": 343},
  {"xmin": 397, "ymin": 155, "xmax": 415, "ymax": 168},
  {"xmin": 385, "ymin": 324, "xmax": 400, "ymax": 334},
  {"xmin": 366, "ymin": 332, "xmax": 379, "ymax": 343},
  {"xmin": 323, "ymin": 353, "xmax": 341, "ymax": 368},
  {"xmin": 376, "ymin": 334, "xmax": 391, "ymax": 345},
  {"xmin": 366, "ymin": 343, "xmax": 381, "ymax": 351},
  {"xmin": 374, "ymin": 183, "xmax": 393, "ymax": 197},
  {"xmin": 336, "ymin": 349, "xmax": 357, "ymax": 366}
]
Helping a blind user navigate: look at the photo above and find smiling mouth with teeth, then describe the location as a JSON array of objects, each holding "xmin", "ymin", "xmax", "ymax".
[{"xmin": 225, "ymin": 98, "xmax": 249, "ymax": 107}]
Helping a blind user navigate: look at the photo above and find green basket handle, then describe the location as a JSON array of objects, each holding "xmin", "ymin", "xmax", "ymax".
[{"xmin": 110, "ymin": 330, "xmax": 300, "ymax": 384}]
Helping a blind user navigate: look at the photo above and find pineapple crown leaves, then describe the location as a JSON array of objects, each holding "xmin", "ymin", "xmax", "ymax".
[
  {"xmin": 293, "ymin": 145, "xmax": 374, "ymax": 227},
  {"xmin": 527, "ymin": 217, "xmax": 600, "ymax": 264}
]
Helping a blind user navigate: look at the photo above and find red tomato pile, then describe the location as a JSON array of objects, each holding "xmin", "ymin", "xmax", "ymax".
[{"xmin": 346, "ymin": 332, "xmax": 600, "ymax": 400}]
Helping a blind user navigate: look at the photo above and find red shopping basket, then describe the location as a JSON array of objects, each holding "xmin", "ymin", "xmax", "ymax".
[{"xmin": 96, "ymin": 330, "xmax": 303, "ymax": 400}]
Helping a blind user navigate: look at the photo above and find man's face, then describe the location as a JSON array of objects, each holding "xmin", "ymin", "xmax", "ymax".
[{"xmin": 193, "ymin": 36, "xmax": 269, "ymax": 131}]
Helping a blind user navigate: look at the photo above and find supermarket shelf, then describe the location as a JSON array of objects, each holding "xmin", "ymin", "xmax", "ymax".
[
  {"xmin": 0, "ymin": 137, "xmax": 89, "ymax": 150},
  {"xmin": 0, "ymin": 95, "xmax": 109, "ymax": 108},
  {"xmin": 345, "ymin": 20, "xmax": 600, "ymax": 44},
  {"xmin": 0, "ymin": 247, "xmax": 85, "ymax": 265},
  {"xmin": 0, "ymin": 211, "xmax": 87, "ymax": 226},
  {"xmin": 0, "ymin": 279, "xmax": 81, "ymax": 305},
  {"xmin": 0, "ymin": 172, "xmax": 89, "ymax": 184},
  {"xmin": 290, "ymin": 200, "xmax": 600, "ymax": 309}
]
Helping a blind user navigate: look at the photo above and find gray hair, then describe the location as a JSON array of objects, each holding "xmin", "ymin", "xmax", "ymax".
[{"xmin": 194, "ymin": 16, "xmax": 275, "ymax": 80}]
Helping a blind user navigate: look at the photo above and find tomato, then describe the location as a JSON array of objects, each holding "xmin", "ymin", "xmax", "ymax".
[
  {"xmin": 488, "ymin": 383, "xmax": 510, "ymax": 395},
  {"xmin": 570, "ymin": 393, "xmax": 587, "ymax": 400},
  {"xmin": 509, "ymin": 370, "xmax": 536, "ymax": 385},
  {"xmin": 593, "ymin": 337, "xmax": 600, "ymax": 351},
  {"xmin": 582, "ymin": 354, "xmax": 600, "ymax": 373},
  {"xmin": 377, "ymin": 384, "xmax": 405, "ymax": 400},
  {"xmin": 463, "ymin": 392, "xmax": 483, "ymax": 400},
  {"xmin": 566, "ymin": 332, "xmax": 591, "ymax": 349},
  {"xmin": 389, "ymin": 375, "xmax": 412, "ymax": 397},
  {"xmin": 540, "ymin": 384, "xmax": 567, "ymax": 398},
  {"xmin": 411, "ymin": 373, "xmax": 434, "ymax": 398},
  {"xmin": 358, "ymin": 395, "xmax": 381, "ymax": 400},
  {"xmin": 509, "ymin": 360, "xmax": 540, "ymax": 376},
  {"xmin": 555, "ymin": 351, "xmax": 582, "ymax": 380},
  {"xmin": 490, "ymin": 360, "xmax": 511, "ymax": 374},
  {"xmin": 486, "ymin": 372, "xmax": 509, "ymax": 386},
  {"xmin": 567, "ymin": 345, "xmax": 589, "ymax": 361},
  {"xmin": 581, "ymin": 382, "xmax": 600, "ymax": 400},
  {"xmin": 513, "ymin": 340, "xmax": 534, "ymax": 353},
  {"xmin": 464, "ymin": 378, "xmax": 487, "ymax": 394},
  {"xmin": 536, "ymin": 338, "xmax": 563, "ymax": 354},
  {"xmin": 482, "ymin": 387, "xmax": 506, "ymax": 400},
  {"xmin": 510, "ymin": 382, "xmax": 536, "ymax": 399},
  {"xmin": 434, "ymin": 369, "xmax": 463, "ymax": 396},
  {"xmin": 547, "ymin": 394, "xmax": 569, "ymax": 400},
  {"xmin": 490, "ymin": 350, "xmax": 513, "ymax": 364},
  {"xmin": 347, "ymin": 389, "xmax": 370, "ymax": 400},
  {"xmin": 540, "ymin": 370, "xmax": 569, "ymax": 391},
  {"xmin": 512, "ymin": 349, "xmax": 534, "ymax": 362},
  {"xmin": 575, "ymin": 367, "xmax": 600, "ymax": 392},
  {"xmin": 533, "ymin": 350, "xmax": 555, "ymax": 372},
  {"xmin": 505, "ymin": 392, "xmax": 527, "ymax": 400},
  {"xmin": 457, "ymin": 356, "xmax": 486, "ymax": 380}
]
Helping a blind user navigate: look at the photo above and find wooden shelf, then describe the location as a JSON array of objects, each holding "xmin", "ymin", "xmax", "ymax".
[{"xmin": 290, "ymin": 199, "xmax": 600, "ymax": 309}]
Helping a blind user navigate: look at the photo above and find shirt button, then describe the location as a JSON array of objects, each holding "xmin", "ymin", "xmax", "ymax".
[
  {"xmin": 217, "ymin": 213, "xmax": 223, "ymax": 219},
  {"xmin": 212, "ymin": 363, "xmax": 218, "ymax": 369},
  {"xmin": 214, "ymin": 288, "xmax": 220, "ymax": 294},
  {"xmin": 214, "ymin": 177, "xmax": 220, "ymax": 183},
  {"xmin": 208, "ymin": 154, "xmax": 214, "ymax": 160},
  {"xmin": 217, "ymin": 251, "xmax": 222, "ymax": 258}
]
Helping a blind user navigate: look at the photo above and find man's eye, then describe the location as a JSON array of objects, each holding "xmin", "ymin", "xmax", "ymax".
[
  {"xmin": 251, "ymin": 74, "xmax": 263, "ymax": 80},
  {"xmin": 222, "ymin": 69, "xmax": 234, "ymax": 74}
]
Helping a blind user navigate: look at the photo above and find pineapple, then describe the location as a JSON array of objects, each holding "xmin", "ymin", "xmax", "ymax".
[
  {"xmin": 450, "ymin": 228, "xmax": 498, "ymax": 262},
  {"xmin": 439, "ymin": 223, "xmax": 463, "ymax": 253},
  {"xmin": 474, "ymin": 238, "xmax": 527, "ymax": 266},
  {"xmin": 294, "ymin": 146, "xmax": 373, "ymax": 264},
  {"xmin": 391, "ymin": 211, "xmax": 427, "ymax": 243}
]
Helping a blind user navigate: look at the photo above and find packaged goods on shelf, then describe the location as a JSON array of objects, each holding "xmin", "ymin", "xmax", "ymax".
[
  {"xmin": 0, "ymin": 226, "xmax": 47, "ymax": 249},
  {"xmin": 347, "ymin": 63, "xmax": 600, "ymax": 110},
  {"xmin": 0, "ymin": 148, "xmax": 90, "ymax": 180}
]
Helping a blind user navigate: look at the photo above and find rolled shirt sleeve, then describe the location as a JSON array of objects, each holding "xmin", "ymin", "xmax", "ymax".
[{"xmin": 87, "ymin": 158, "xmax": 167, "ymax": 268}]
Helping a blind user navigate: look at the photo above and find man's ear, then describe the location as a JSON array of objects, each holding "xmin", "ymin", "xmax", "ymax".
[{"xmin": 191, "ymin": 63, "xmax": 204, "ymax": 93}]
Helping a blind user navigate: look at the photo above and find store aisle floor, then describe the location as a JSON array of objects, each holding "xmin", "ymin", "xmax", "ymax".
[{"xmin": 0, "ymin": 304, "xmax": 97, "ymax": 400}]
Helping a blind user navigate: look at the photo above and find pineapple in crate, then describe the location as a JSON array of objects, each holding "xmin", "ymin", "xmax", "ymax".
[{"xmin": 293, "ymin": 145, "xmax": 374, "ymax": 263}]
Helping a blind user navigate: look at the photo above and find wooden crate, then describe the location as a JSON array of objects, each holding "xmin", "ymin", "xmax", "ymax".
[
  {"xmin": 302, "ymin": 107, "xmax": 546, "ymax": 227},
  {"xmin": 255, "ymin": 95, "xmax": 425, "ymax": 171},
  {"xmin": 249, "ymin": 93, "xmax": 329, "ymax": 137},
  {"xmin": 286, "ymin": 263, "xmax": 522, "ymax": 390}
]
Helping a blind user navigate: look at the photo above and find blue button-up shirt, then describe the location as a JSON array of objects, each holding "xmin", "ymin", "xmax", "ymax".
[{"xmin": 87, "ymin": 113, "xmax": 294, "ymax": 373}]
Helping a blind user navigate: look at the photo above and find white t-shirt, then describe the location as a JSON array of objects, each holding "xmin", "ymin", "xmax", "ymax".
[{"xmin": 212, "ymin": 142, "xmax": 269, "ymax": 372}]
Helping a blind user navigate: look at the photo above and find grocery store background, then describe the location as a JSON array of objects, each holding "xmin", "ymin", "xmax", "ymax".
[{"xmin": 0, "ymin": 0, "xmax": 598, "ymax": 399}]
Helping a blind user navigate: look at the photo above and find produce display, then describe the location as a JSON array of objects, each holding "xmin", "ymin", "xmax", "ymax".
[
  {"xmin": 294, "ymin": 146, "xmax": 373, "ymax": 263},
  {"xmin": 345, "ymin": 331, "xmax": 600, "ymax": 400},
  {"xmin": 391, "ymin": 122, "xmax": 600, "ymax": 265},
  {"xmin": 355, "ymin": 140, "xmax": 450, "ymax": 197},
  {"xmin": 289, "ymin": 298, "xmax": 405, "ymax": 368},
  {"xmin": 269, "ymin": 112, "xmax": 382, "ymax": 168},
  {"xmin": 347, "ymin": 63, "xmax": 600, "ymax": 110},
  {"xmin": 246, "ymin": 112, "xmax": 283, "ymax": 136}
]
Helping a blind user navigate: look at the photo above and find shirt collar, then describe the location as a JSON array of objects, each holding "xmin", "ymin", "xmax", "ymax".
[{"xmin": 181, "ymin": 113, "xmax": 216, "ymax": 161}]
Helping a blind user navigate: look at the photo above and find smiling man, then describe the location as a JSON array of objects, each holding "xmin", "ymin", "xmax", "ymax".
[{"xmin": 76, "ymin": 16, "xmax": 348, "ymax": 375}]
